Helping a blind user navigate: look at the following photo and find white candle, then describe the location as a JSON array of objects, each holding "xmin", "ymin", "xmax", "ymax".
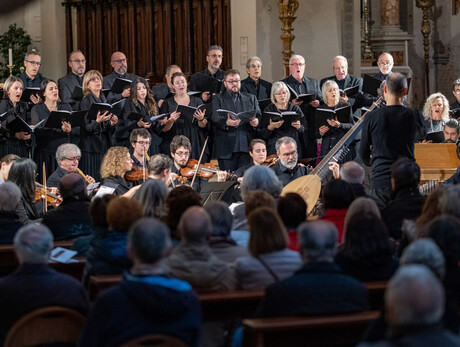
[{"xmin": 8, "ymin": 48, "xmax": 12, "ymax": 66}]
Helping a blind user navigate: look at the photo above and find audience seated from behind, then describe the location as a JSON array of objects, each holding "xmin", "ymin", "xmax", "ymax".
[
  {"xmin": 41, "ymin": 173, "xmax": 93, "ymax": 241},
  {"xmin": 329, "ymin": 161, "xmax": 367, "ymax": 198},
  {"xmin": 204, "ymin": 201, "xmax": 249, "ymax": 266},
  {"xmin": 78, "ymin": 218, "xmax": 201, "ymax": 347},
  {"xmin": 255, "ymin": 220, "xmax": 368, "ymax": 318},
  {"xmin": 381, "ymin": 158, "xmax": 425, "ymax": 240},
  {"xmin": 0, "ymin": 182, "xmax": 23, "ymax": 244},
  {"xmin": 358, "ymin": 265, "xmax": 460, "ymax": 347},
  {"xmin": 135, "ymin": 179, "xmax": 168, "ymax": 219},
  {"xmin": 82, "ymin": 197, "xmax": 143, "ymax": 285},
  {"xmin": 235, "ymin": 207, "xmax": 302, "ymax": 290},
  {"xmin": 168, "ymin": 206, "xmax": 235, "ymax": 292},
  {"xmin": 277, "ymin": 192, "xmax": 307, "ymax": 252},
  {"xmin": 320, "ymin": 179, "xmax": 355, "ymax": 243},
  {"xmin": 0, "ymin": 224, "xmax": 88, "ymax": 344}
]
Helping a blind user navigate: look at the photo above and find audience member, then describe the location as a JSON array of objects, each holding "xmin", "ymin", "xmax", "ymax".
[
  {"xmin": 438, "ymin": 185, "xmax": 460, "ymax": 219},
  {"xmin": 329, "ymin": 161, "xmax": 367, "ymax": 198},
  {"xmin": 78, "ymin": 218, "xmax": 201, "ymax": 347},
  {"xmin": 42, "ymin": 173, "xmax": 93, "ymax": 240},
  {"xmin": 277, "ymin": 192, "xmax": 307, "ymax": 251},
  {"xmin": 0, "ymin": 182, "xmax": 23, "ymax": 243},
  {"xmin": 235, "ymin": 207, "xmax": 302, "ymax": 290},
  {"xmin": 343, "ymin": 197, "xmax": 381, "ymax": 236},
  {"xmin": 169, "ymin": 206, "xmax": 235, "ymax": 292},
  {"xmin": 255, "ymin": 220, "xmax": 368, "ymax": 317},
  {"xmin": 0, "ymin": 224, "xmax": 88, "ymax": 344},
  {"xmin": 0, "ymin": 154, "xmax": 19, "ymax": 184},
  {"xmin": 205, "ymin": 201, "xmax": 249, "ymax": 265},
  {"xmin": 136, "ymin": 179, "xmax": 168, "ymax": 219}
]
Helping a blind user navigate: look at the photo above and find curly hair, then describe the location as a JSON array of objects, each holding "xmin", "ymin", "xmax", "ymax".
[
  {"xmin": 100, "ymin": 146, "xmax": 130, "ymax": 178},
  {"xmin": 130, "ymin": 78, "xmax": 158, "ymax": 115},
  {"xmin": 422, "ymin": 92, "xmax": 450, "ymax": 122}
]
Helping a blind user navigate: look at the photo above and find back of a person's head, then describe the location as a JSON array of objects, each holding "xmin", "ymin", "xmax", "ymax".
[
  {"xmin": 400, "ymin": 238, "xmax": 445, "ymax": 280},
  {"xmin": 178, "ymin": 206, "xmax": 212, "ymax": 244},
  {"xmin": 90, "ymin": 195, "xmax": 116, "ymax": 229},
  {"xmin": 106, "ymin": 197, "xmax": 143, "ymax": 231},
  {"xmin": 165, "ymin": 186, "xmax": 202, "ymax": 234},
  {"xmin": 59, "ymin": 173, "xmax": 86, "ymax": 200},
  {"xmin": 128, "ymin": 218, "xmax": 171, "ymax": 264},
  {"xmin": 391, "ymin": 158, "xmax": 420, "ymax": 190},
  {"xmin": 204, "ymin": 201, "xmax": 233, "ymax": 238},
  {"xmin": 14, "ymin": 224, "xmax": 53, "ymax": 264},
  {"xmin": 0, "ymin": 181, "xmax": 21, "ymax": 211},
  {"xmin": 340, "ymin": 161, "xmax": 365, "ymax": 184},
  {"xmin": 344, "ymin": 197, "xmax": 380, "ymax": 235},
  {"xmin": 322, "ymin": 179, "xmax": 355, "ymax": 209},
  {"xmin": 416, "ymin": 187, "xmax": 445, "ymax": 232},
  {"xmin": 248, "ymin": 207, "xmax": 288, "ymax": 257},
  {"xmin": 240, "ymin": 165, "xmax": 282, "ymax": 199},
  {"xmin": 244, "ymin": 190, "xmax": 277, "ymax": 218},
  {"xmin": 137, "ymin": 179, "xmax": 168, "ymax": 219},
  {"xmin": 386, "ymin": 264, "xmax": 444, "ymax": 328},
  {"xmin": 298, "ymin": 221, "xmax": 337, "ymax": 263},
  {"xmin": 438, "ymin": 185, "xmax": 460, "ymax": 219},
  {"xmin": 341, "ymin": 214, "xmax": 395, "ymax": 261},
  {"xmin": 386, "ymin": 72, "xmax": 407, "ymax": 96},
  {"xmin": 277, "ymin": 193, "xmax": 307, "ymax": 229},
  {"xmin": 426, "ymin": 215, "xmax": 460, "ymax": 269}
]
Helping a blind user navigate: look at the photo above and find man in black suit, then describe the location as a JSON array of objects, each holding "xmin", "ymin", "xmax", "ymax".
[
  {"xmin": 0, "ymin": 224, "xmax": 89, "ymax": 344},
  {"xmin": 255, "ymin": 220, "xmax": 368, "ymax": 318},
  {"xmin": 103, "ymin": 51, "xmax": 139, "ymax": 103},
  {"xmin": 18, "ymin": 50, "xmax": 46, "ymax": 104},
  {"xmin": 152, "ymin": 64, "xmax": 182, "ymax": 107},
  {"xmin": 281, "ymin": 55, "xmax": 321, "ymax": 161},
  {"xmin": 451, "ymin": 79, "xmax": 460, "ymax": 111},
  {"xmin": 211, "ymin": 69, "xmax": 260, "ymax": 172},
  {"xmin": 374, "ymin": 52, "xmax": 394, "ymax": 81},
  {"xmin": 240, "ymin": 56, "xmax": 272, "ymax": 101},
  {"xmin": 58, "ymin": 50, "xmax": 86, "ymax": 110}
]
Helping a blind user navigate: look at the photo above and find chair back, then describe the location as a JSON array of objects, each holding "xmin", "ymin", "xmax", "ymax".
[{"xmin": 118, "ymin": 334, "xmax": 187, "ymax": 347}]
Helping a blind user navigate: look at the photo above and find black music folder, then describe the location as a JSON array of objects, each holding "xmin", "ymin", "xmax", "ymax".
[
  {"xmin": 314, "ymin": 105, "xmax": 351, "ymax": 129},
  {"xmin": 340, "ymin": 85, "xmax": 360, "ymax": 98},
  {"xmin": 176, "ymin": 103, "xmax": 212, "ymax": 123},
  {"xmin": 86, "ymin": 99, "xmax": 125, "ymax": 120},
  {"xmin": 6, "ymin": 117, "xmax": 44, "ymax": 133},
  {"xmin": 45, "ymin": 110, "xmax": 86, "ymax": 128},
  {"xmin": 363, "ymin": 75, "xmax": 382, "ymax": 97},
  {"xmin": 71, "ymin": 86, "xmax": 84, "ymax": 100},
  {"xmin": 191, "ymin": 74, "xmax": 223, "ymax": 94},
  {"xmin": 261, "ymin": 111, "xmax": 300, "ymax": 128},
  {"xmin": 110, "ymin": 78, "xmax": 132, "ymax": 94},
  {"xmin": 425, "ymin": 131, "xmax": 444, "ymax": 143},
  {"xmin": 127, "ymin": 112, "xmax": 169, "ymax": 123},
  {"xmin": 216, "ymin": 109, "xmax": 257, "ymax": 124},
  {"xmin": 286, "ymin": 84, "xmax": 316, "ymax": 103},
  {"xmin": 20, "ymin": 87, "xmax": 40, "ymax": 102}
]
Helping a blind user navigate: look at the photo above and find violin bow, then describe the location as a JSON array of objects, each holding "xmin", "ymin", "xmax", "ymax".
[
  {"xmin": 191, "ymin": 136, "xmax": 209, "ymax": 189},
  {"xmin": 42, "ymin": 162, "xmax": 47, "ymax": 213}
]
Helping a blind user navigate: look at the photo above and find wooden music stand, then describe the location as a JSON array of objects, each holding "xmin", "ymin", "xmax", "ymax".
[{"xmin": 414, "ymin": 143, "xmax": 460, "ymax": 183}]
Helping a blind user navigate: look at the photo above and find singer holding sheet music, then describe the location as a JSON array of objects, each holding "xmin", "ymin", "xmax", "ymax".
[
  {"xmin": 421, "ymin": 92, "xmax": 450, "ymax": 133},
  {"xmin": 261, "ymin": 81, "xmax": 305, "ymax": 156},
  {"xmin": 31, "ymin": 79, "xmax": 79, "ymax": 178},
  {"xmin": 79, "ymin": 70, "xmax": 118, "ymax": 181},
  {"xmin": 159, "ymin": 72, "xmax": 209, "ymax": 161},
  {"xmin": 316, "ymin": 80, "xmax": 353, "ymax": 161},
  {"xmin": 0, "ymin": 76, "xmax": 31, "ymax": 159}
]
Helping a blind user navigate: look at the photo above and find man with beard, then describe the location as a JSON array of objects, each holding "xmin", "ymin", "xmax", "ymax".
[
  {"xmin": 443, "ymin": 119, "xmax": 459, "ymax": 143},
  {"xmin": 271, "ymin": 136, "xmax": 310, "ymax": 187},
  {"xmin": 103, "ymin": 51, "xmax": 139, "ymax": 103},
  {"xmin": 58, "ymin": 50, "xmax": 86, "ymax": 110}
]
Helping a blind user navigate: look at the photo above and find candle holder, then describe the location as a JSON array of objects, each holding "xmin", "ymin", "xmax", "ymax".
[
  {"xmin": 278, "ymin": 0, "xmax": 299, "ymax": 77},
  {"xmin": 7, "ymin": 65, "xmax": 15, "ymax": 76}
]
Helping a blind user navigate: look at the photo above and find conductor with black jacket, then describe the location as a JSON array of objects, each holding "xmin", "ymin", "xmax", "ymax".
[{"xmin": 211, "ymin": 69, "xmax": 261, "ymax": 172}]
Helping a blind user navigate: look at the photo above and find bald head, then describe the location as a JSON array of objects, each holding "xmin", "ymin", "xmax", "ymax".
[
  {"xmin": 59, "ymin": 173, "xmax": 86, "ymax": 200},
  {"xmin": 298, "ymin": 221, "xmax": 337, "ymax": 263},
  {"xmin": 340, "ymin": 161, "xmax": 365, "ymax": 184},
  {"xmin": 178, "ymin": 206, "xmax": 212, "ymax": 244},
  {"xmin": 110, "ymin": 51, "xmax": 127, "ymax": 75}
]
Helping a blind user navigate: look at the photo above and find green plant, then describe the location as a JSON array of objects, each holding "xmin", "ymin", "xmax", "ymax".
[{"xmin": 0, "ymin": 24, "xmax": 32, "ymax": 79}]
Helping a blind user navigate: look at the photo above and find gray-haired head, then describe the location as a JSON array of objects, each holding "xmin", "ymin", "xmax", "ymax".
[
  {"xmin": 14, "ymin": 224, "xmax": 53, "ymax": 264},
  {"xmin": 55, "ymin": 143, "xmax": 81, "ymax": 163},
  {"xmin": 207, "ymin": 45, "xmax": 223, "ymax": 54},
  {"xmin": 240, "ymin": 165, "xmax": 282, "ymax": 200},
  {"xmin": 289, "ymin": 54, "xmax": 305, "ymax": 66},
  {"xmin": 24, "ymin": 50, "xmax": 41, "ymax": 61},
  {"xmin": 148, "ymin": 154, "xmax": 172, "ymax": 176},
  {"xmin": 246, "ymin": 56, "xmax": 262, "ymax": 70},
  {"xmin": 400, "ymin": 238, "xmax": 445, "ymax": 280},
  {"xmin": 204, "ymin": 201, "xmax": 233, "ymax": 238},
  {"xmin": 340, "ymin": 161, "xmax": 365, "ymax": 184},
  {"xmin": 275, "ymin": 136, "xmax": 297, "ymax": 154},
  {"xmin": 0, "ymin": 181, "xmax": 22, "ymax": 211},
  {"xmin": 271, "ymin": 81, "xmax": 291, "ymax": 104},
  {"xmin": 128, "ymin": 218, "xmax": 172, "ymax": 264},
  {"xmin": 298, "ymin": 220, "xmax": 337, "ymax": 263},
  {"xmin": 386, "ymin": 264, "xmax": 444, "ymax": 328}
]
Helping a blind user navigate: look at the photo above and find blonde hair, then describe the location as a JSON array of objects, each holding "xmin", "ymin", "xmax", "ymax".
[
  {"xmin": 82, "ymin": 70, "xmax": 103, "ymax": 96},
  {"xmin": 422, "ymin": 93, "xmax": 450, "ymax": 122},
  {"xmin": 321, "ymin": 80, "xmax": 340, "ymax": 106},
  {"xmin": 3, "ymin": 76, "xmax": 23, "ymax": 99},
  {"xmin": 100, "ymin": 146, "xmax": 130, "ymax": 178}
]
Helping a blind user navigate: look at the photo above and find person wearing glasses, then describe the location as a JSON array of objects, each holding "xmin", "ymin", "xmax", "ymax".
[
  {"xmin": 282, "ymin": 55, "xmax": 321, "ymax": 164},
  {"xmin": 129, "ymin": 128, "xmax": 152, "ymax": 170},
  {"xmin": 18, "ymin": 51, "xmax": 46, "ymax": 104},
  {"xmin": 189, "ymin": 45, "xmax": 225, "ymax": 103},
  {"xmin": 47, "ymin": 143, "xmax": 95, "ymax": 188},
  {"xmin": 241, "ymin": 56, "xmax": 272, "ymax": 101},
  {"xmin": 374, "ymin": 52, "xmax": 394, "ymax": 81},
  {"xmin": 271, "ymin": 136, "xmax": 310, "ymax": 187},
  {"xmin": 103, "ymin": 51, "xmax": 139, "ymax": 103},
  {"xmin": 211, "ymin": 69, "xmax": 261, "ymax": 172},
  {"xmin": 58, "ymin": 50, "xmax": 87, "ymax": 110},
  {"xmin": 79, "ymin": 70, "xmax": 118, "ymax": 181},
  {"xmin": 160, "ymin": 72, "xmax": 209, "ymax": 160}
]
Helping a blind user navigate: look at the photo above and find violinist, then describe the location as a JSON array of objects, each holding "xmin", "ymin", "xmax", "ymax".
[
  {"xmin": 100, "ymin": 146, "xmax": 140, "ymax": 197},
  {"xmin": 130, "ymin": 128, "xmax": 151, "ymax": 169},
  {"xmin": 235, "ymin": 139, "xmax": 267, "ymax": 178},
  {"xmin": 47, "ymin": 143, "xmax": 95, "ymax": 188}
]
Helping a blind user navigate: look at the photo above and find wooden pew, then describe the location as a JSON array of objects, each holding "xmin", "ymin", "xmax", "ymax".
[
  {"xmin": 414, "ymin": 143, "xmax": 460, "ymax": 183},
  {"xmin": 242, "ymin": 310, "xmax": 380, "ymax": 347},
  {"xmin": 365, "ymin": 281, "xmax": 387, "ymax": 310}
]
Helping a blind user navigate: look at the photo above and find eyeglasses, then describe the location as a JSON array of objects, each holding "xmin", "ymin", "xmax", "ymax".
[
  {"xmin": 71, "ymin": 59, "xmax": 86, "ymax": 64},
  {"xmin": 226, "ymin": 79, "xmax": 241, "ymax": 84},
  {"xmin": 89, "ymin": 76, "xmax": 101, "ymax": 82},
  {"xmin": 175, "ymin": 151, "xmax": 190, "ymax": 157},
  {"xmin": 378, "ymin": 61, "xmax": 392, "ymax": 66},
  {"xmin": 208, "ymin": 54, "xmax": 222, "ymax": 59},
  {"xmin": 64, "ymin": 156, "xmax": 81, "ymax": 161},
  {"xmin": 136, "ymin": 141, "xmax": 150, "ymax": 146},
  {"xmin": 275, "ymin": 91, "xmax": 287, "ymax": 96},
  {"xmin": 250, "ymin": 64, "xmax": 261, "ymax": 69},
  {"xmin": 290, "ymin": 63, "xmax": 305, "ymax": 67},
  {"xmin": 26, "ymin": 60, "xmax": 41, "ymax": 67},
  {"xmin": 112, "ymin": 58, "xmax": 127, "ymax": 64},
  {"xmin": 281, "ymin": 150, "xmax": 297, "ymax": 158}
]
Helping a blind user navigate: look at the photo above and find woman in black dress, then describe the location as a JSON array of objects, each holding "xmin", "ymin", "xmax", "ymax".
[
  {"xmin": 261, "ymin": 81, "xmax": 305, "ymax": 156},
  {"xmin": 159, "ymin": 72, "xmax": 209, "ymax": 160},
  {"xmin": 422, "ymin": 92, "xmax": 450, "ymax": 133},
  {"xmin": 116, "ymin": 78, "xmax": 163, "ymax": 154},
  {"xmin": 0, "ymin": 76, "xmax": 31, "ymax": 158},
  {"xmin": 79, "ymin": 70, "xmax": 118, "ymax": 181},
  {"xmin": 32, "ymin": 79, "xmax": 79, "ymax": 179}
]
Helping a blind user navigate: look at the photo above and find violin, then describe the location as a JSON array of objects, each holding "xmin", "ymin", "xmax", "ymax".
[
  {"xmin": 262, "ymin": 154, "xmax": 280, "ymax": 168},
  {"xmin": 35, "ymin": 182, "xmax": 61, "ymax": 206},
  {"xmin": 125, "ymin": 166, "xmax": 149, "ymax": 182},
  {"xmin": 180, "ymin": 159, "xmax": 236, "ymax": 180}
]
